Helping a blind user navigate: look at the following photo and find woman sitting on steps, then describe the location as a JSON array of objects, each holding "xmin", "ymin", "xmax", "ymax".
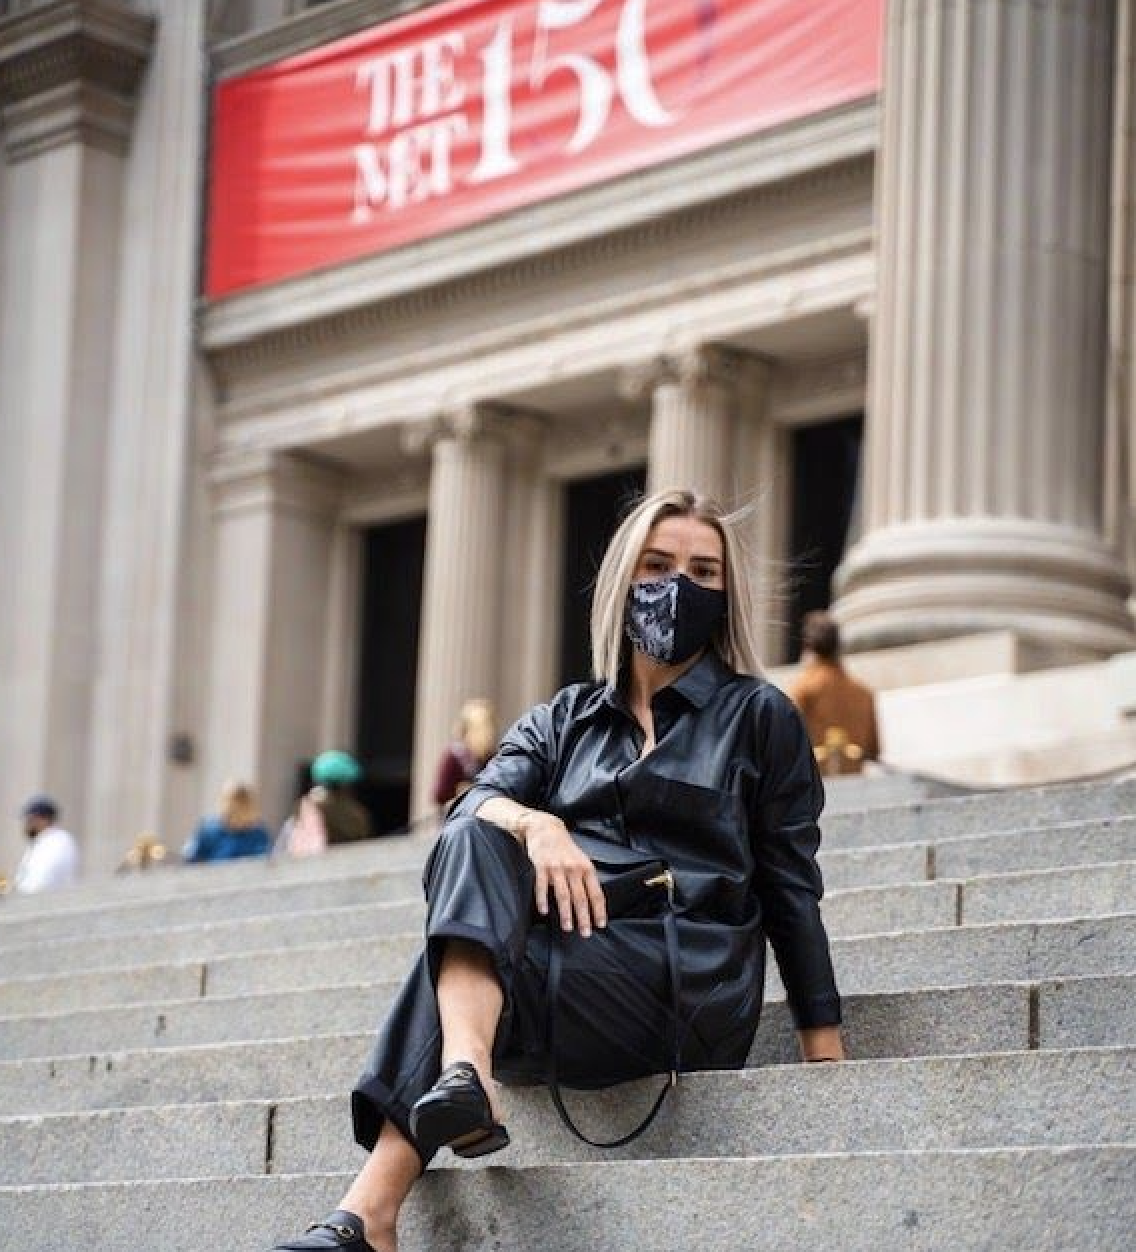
[{"xmin": 269, "ymin": 487, "xmax": 846, "ymax": 1252}]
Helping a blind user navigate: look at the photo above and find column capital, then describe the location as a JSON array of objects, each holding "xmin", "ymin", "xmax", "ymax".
[
  {"xmin": 619, "ymin": 344, "xmax": 768, "ymax": 401},
  {"xmin": 0, "ymin": 0, "xmax": 156, "ymax": 161},
  {"xmin": 209, "ymin": 448, "xmax": 345, "ymax": 520},
  {"xmin": 401, "ymin": 401, "xmax": 547, "ymax": 457}
]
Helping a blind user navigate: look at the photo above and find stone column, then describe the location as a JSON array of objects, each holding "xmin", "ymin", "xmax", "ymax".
[
  {"xmin": 496, "ymin": 413, "xmax": 557, "ymax": 721},
  {"xmin": 730, "ymin": 358, "xmax": 785, "ymax": 664},
  {"xmin": 0, "ymin": 0, "xmax": 155, "ymax": 878},
  {"xmin": 1107, "ymin": 0, "xmax": 1136, "ymax": 599},
  {"xmin": 836, "ymin": 0, "xmax": 1135, "ymax": 660},
  {"xmin": 409, "ymin": 404, "xmax": 512, "ymax": 821},
  {"xmin": 85, "ymin": 0, "xmax": 213, "ymax": 871},
  {"xmin": 627, "ymin": 345, "xmax": 745, "ymax": 502},
  {"xmin": 202, "ymin": 451, "xmax": 345, "ymax": 835}
]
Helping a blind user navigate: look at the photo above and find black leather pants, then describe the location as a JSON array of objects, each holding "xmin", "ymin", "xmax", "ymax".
[{"xmin": 350, "ymin": 816, "xmax": 681, "ymax": 1163}]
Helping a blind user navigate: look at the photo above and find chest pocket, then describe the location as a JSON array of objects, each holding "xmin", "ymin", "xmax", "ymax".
[{"xmin": 622, "ymin": 774, "xmax": 746, "ymax": 870}]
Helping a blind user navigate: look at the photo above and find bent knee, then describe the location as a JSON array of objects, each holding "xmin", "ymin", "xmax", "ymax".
[{"xmin": 428, "ymin": 814, "xmax": 528, "ymax": 878}]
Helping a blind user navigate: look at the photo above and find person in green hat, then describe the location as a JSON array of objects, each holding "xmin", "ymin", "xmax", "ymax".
[{"xmin": 285, "ymin": 750, "xmax": 374, "ymax": 853}]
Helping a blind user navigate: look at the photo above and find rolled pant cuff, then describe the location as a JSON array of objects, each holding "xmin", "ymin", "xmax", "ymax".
[
  {"xmin": 425, "ymin": 921, "xmax": 515, "ymax": 992},
  {"xmin": 351, "ymin": 1075, "xmax": 432, "ymax": 1169}
]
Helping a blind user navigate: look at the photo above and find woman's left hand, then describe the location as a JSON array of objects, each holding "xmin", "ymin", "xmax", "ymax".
[{"xmin": 798, "ymin": 1025, "xmax": 846, "ymax": 1062}]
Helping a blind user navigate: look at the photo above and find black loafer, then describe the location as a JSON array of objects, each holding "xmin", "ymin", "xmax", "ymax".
[
  {"xmin": 272, "ymin": 1210, "xmax": 379, "ymax": 1251},
  {"xmin": 409, "ymin": 1061, "xmax": 510, "ymax": 1159}
]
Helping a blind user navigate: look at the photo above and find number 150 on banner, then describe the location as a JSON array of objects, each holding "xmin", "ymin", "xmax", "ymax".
[{"xmin": 354, "ymin": 0, "xmax": 685, "ymax": 217}]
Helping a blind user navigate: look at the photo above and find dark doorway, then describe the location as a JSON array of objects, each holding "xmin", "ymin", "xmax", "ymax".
[
  {"xmin": 787, "ymin": 415, "xmax": 863, "ymax": 660},
  {"xmin": 558, "ymin": 467, "xmax": 647, "ymax": 687},
  {"xmin": 354, "ymin": 516, "xmax": 426, "ymax": 834}
]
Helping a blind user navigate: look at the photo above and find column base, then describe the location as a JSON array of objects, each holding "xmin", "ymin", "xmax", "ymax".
[{"xmin": 833, "ymin": 519, "xmax": 1136, "ymax": 662}]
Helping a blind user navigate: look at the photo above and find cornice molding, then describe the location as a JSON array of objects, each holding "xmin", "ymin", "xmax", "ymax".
[
  {"xmin": 201, "ymin": 100, "xmax": 877, "ymax": 357},
  {"xmin": 0, "ymin": 0, "xmax": 156, "ymax": 160},
  {"xmin": 211, "ymin": 230, "xmax": 872, "ymax": 450},
  {"xmin": 212, "ymin": 0, "xmax": 434, "ymax": 77},
  {"xmin": 210, "ymin": 447, "xmax": 348, "ymax": 518}
]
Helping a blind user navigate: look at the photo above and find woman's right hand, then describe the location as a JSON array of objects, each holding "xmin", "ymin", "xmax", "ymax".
[{"xmin": 520, "ymin": 812, "xmax": 607, "ymax": 937}]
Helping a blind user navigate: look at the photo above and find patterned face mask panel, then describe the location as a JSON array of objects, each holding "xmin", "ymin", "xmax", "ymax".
[{"xmin": 624, "ymin": 574, "xmax": 727, "ymax": 665}]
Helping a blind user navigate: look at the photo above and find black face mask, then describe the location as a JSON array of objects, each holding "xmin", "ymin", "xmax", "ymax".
[{"xmin": 625, "ymin": 573, "xmax": 727, "ymax": 665}]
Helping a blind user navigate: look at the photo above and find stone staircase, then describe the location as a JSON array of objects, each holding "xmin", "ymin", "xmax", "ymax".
[{"xmin": 0, "ymin": 775, "xmax": 1133, "ymax": 1250}]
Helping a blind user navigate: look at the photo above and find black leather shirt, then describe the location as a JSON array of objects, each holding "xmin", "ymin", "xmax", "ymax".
[{"xmin": 457, "ymin": 650, "xmax": 842, "ymax": 1037}]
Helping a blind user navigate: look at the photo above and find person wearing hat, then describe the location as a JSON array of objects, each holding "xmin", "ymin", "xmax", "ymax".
[
  {"xmin": 308, "ymin": 750, "xmax": 374, "ymax": 846},
  {"xmin": 14, "ymin": 796, "xmax": 80, "ymax": 894}
]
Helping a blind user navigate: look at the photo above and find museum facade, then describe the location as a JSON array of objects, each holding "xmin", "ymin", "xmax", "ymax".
[{"xmin": 1, "ymin": 0, "xmax": 1133, "ymax": 874}]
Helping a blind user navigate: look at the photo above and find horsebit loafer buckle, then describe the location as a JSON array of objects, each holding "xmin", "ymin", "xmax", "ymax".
[{"xmin": 305, "ymin": 1222, "xmax": 358, "ymax": 1242}]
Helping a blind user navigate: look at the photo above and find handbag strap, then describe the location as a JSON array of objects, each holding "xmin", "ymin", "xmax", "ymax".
[{"xmin": 544, "ymin": 902, "xmax": 682, "ymax": 1149}]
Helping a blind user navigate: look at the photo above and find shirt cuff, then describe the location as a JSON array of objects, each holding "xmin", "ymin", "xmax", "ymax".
[
  {"xmin": 446, "ymin": 782, "xmax": 508, "ymax": 824},
  {"xmin": 788, "ymin": 992, "xmax": 843, "ymax": 1030}
]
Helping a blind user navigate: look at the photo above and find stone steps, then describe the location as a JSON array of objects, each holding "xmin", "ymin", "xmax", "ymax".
[
  {"xmin": 1, "ymin": 1146, "xmax": 1132, "ymax": 1252},
  {"xmin": 0, "ymin": 774, "xmax": 1130, "ymax": 1252},
  {"xmin": 2, "ymin": 814, "xmax": 1131, "ymax": 949},
  {"xmin": 2, "ymin": 909, "xmax": 1132, "ymax": 1025},
  {"xmin": 1, "ymin": 1047, "xmax": 1130, "ymax": 1186},
  {"xmin": 809, "ymin": 771, "xmax": 963, "ymax": 812},
  {"xmin": 0, "ymin": 833, "xmax": 432, "ymax": 914},
  {"xmin": 820, "ymin": 777, "xmax": 1136, "ymax": 846},
  {"xmin": 3, "ymin": 856, "xmax": 1132, "ymax": 982},
  {"xmin": 0, "ymin": 775, "xmax": 1123, "ymax": 921},
  {"xmin": 0, "ymin": 868, "xmax": 425, "ymax": 946},
  {"xmin": 0, "ymin": 976, "xmax": 1131, "ymax": 1115}
]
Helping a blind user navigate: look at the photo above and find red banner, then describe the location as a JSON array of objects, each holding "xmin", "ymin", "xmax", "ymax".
[{"xmin": 206, "ymin": 0, "xmax": 883, "ymax": 298}]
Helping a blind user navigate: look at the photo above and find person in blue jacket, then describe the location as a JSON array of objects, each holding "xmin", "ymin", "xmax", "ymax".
[{"xmin": 182, "ymin": 781, "xmax": 272, "ymax": 863}]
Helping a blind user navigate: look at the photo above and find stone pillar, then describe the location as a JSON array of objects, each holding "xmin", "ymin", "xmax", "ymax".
[
  {"xmin": 85, "ymin": 0, "xmax": 212, "ymax": 872},
  {"xmin": 0, "ymin": 0, "xmax": 155, "ymax": 879},
  {"xmin": 1107, "ymin": 0, "xmax": 1136, "ymax": 600},
  {"xmin": 836, "ymin": 0, "xmax": 1135, "ymax": 660},
  {"xmin": 730, "ymin": 359, "xmax": 785, "ymax": 664},
  {"xmin": 628, "ymin": 345, "xmax": 745, "ymax": 502},
  {"xmin": 202, "ymin": 451, "xmax": 345, "ymax": 835},
  {"xmin": 496, "ymin": 413, "xmax": 557, "ymax": 721},
  {"xmin": 409, "ymin": 405, "xmax": 512, "ymax": 821},
  {"xmin": 626, "ymin": 347, "xmax": 781, "ymax": 662}
]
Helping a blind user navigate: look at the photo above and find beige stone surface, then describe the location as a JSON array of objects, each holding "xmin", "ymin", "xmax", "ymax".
[
  {"xmin": 2, "ymin": 0, "xmax": 1135, "ymax": 885},
  {"xmin": 837, "ymin": 0, "xmax": 1134, "ymax": 658},
  {"xmin": 877, "ymin": 655, "xmax": 1136, "ymax": 786}
]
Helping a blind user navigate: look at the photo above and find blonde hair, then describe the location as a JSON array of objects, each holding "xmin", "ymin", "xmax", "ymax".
[
  {"xmin": 457, "ymin": 698, "xmax": 497, "ymax": 762},
  {"xmin": 590, "ymin": 487, "xmax": 765, "ymax": 687},
  {"xmin": 219, "ymin": 781, "xmax": 261, "ymax": 830}
]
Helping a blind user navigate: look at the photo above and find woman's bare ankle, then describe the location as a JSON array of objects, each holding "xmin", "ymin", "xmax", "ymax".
[
  {"xmin": 363, "ymin": 1218, "xmax": 396, "ymax": 1252},
  {"xmin": 336, "ymin": 1200, "xmax": 396, "ymax": 1252}
]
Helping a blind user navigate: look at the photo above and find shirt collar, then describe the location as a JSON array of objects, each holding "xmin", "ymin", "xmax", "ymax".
[{"xmin": 601, "ymin": 648, "xmax": 734, "ymax": 714}]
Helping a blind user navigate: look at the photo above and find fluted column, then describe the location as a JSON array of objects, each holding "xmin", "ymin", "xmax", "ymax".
[
  {"xmin": 202, "ymin": 451, "xmax": 345, "ymax": 835},
  {"xmin": 409, "ymin": 404, "xmax": 512, "ymax": 820},
  {"xmin": 731, "ymin": 358, "xmax": 783, "ymax": 662},
  {"xmin": 0, "ymin": 0, "xmax": 155, "ymax": 878},
  {"xmin": 627, "ymin": 345, "xmax": 745, "ymax": 502},
  {"xmin": 86, "ymin": 0, "xmax": 212, "ymax": 871},
  {"xmin": 836, "ymin": 0, "xmax": 1135, "ymax": 659},
  {"xmin": 1108, "ymin": 0, "xmax": 1136, "ymax": 593}
]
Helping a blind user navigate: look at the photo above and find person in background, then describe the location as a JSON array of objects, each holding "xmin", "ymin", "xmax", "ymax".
[
  {"xmin": 787, "ymin": 610, "xmax": 880, "ymax": 773},
  {"xmin": 432, "ymin": 698, "xmax": 498, "ymax": 811},
  {"xmin": 183, "ymin": 781, "xmax": 272, "ymax": 864},
  {"xmin": 308, "ymin": 750, "xmax": 374, "ymax": 845},
  {"xmin": 14, "ymin": 796, "xmax": 80, "ymax": 894}
]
